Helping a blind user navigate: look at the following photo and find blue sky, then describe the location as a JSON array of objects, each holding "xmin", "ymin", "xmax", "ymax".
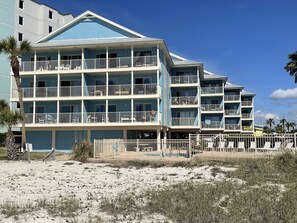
[{"xmin": 35, "ymin": 0, "xmax": 297, "ymax": 125}]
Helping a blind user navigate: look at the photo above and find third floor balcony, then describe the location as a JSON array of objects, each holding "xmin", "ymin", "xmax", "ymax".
[
  {"xmin": 20, "ymin": 55, "xmax": 158, "ymax": 72},
  {"xmin": 201, "ymin": 86, "xmax": 223, "ymax": 95},
  {"xmin": 171, "ymin": 75, "xmax": 198, "ymax": 85}
]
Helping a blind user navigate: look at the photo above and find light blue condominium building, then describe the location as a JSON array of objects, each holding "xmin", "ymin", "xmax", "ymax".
[{"xmin": 10, "ymin": 11, "xmax": 255, "ymax": 150}]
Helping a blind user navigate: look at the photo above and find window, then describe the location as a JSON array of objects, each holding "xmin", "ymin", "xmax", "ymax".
[
  {"xmin": 49, "ymin": 26, "xmax": 53, "ymax": 33},
  {"xmin": 49, "ymin": 10, "xmax": 53, "ymax": 19},
  {"xmin": 18, "ymin": 33, "xmax": 23, "ymax": 41},
  {"xmin": 19, "ymin": 0, "xmax": 24, "ymax": 9},
  {"xmin": 19, "ymin": 16, "xmax": 23, "ymax": 25}
]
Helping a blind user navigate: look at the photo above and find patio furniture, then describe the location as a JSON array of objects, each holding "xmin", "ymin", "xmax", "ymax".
[
  {"xmin": 237, "ymin": 141, "xmax": 245, "ymax": 152},
  {"xmin": 226, "ymin": 141, "xmax": 234, "ymax": 152},
  {"xmin": 205, "ymin": 142, "xmax": 213, "ymax": 151},
  {"xmin": 248, "ymin": 141, "xmax": 256, "ymax": 152}
]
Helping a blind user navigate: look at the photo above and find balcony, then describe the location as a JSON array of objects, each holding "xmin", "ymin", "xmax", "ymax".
[
  {"xmin": 242, "ymin": 113, "xmax": 252, "ymax": 119},
  {"xmin": 172, "ymin": 117, "xmax": 196, "ymax": 126},
  {"xmin": 225, "ymin": 109, "xmax": 240, "ymax": 116},
  {"xmin": 201, "ymin": 121, "xmax": 223, "ymax": 129},
  {"xmin": 109, "ymin": 85, "xmax": 131, "ymax": 96},
  {"xmin": 171, "ymin": 96, "xmax": 197, "ymax": 106},
  {"xmin": 171, "ymin": 75, "xmax": 198, "ymax": 85},
  {"xmin": 134, "ymin": 56, "xmax": 158, "ymax": 67},
  {"xmin": 22, "ymin": 88, "xmax": 34, "ymax": 98},
  {"xmin": 242, "ymin": 126, "xmax": 253, "ymax": 131},
  {"xmin": 86, "ymin": 85, "xmax": 106, "ymax": 96},
  {"xmin": 241, "ymin": 101, "xmax": 253, "ymax": 106},
  {"xmin": 60, "ymin": 86, "xmax": 81, "ymax": 97},
  {"xmin": 133, "ymin": 84, "xmax": 157, "ymax": 95},
  {"xmin": 225, "ymin": 124, "xmax": 241, "ymax": 130},
  {"xmin": 24, "ymin": 111, "xmax": 157, "ymax": 125},
  {"xmin": 20, "ymin": 55, "xmax": 158, "ymax": 72},
  {"xmin": 224, "ymin": 95, "xmax": 240, "ymax": 101},
  {"xmin": 36, "ymin": 113, "xmax": 58, "ymax": 124},
  {"xmin": 201, "ymin": 86, "xmax": 223, "ymax": 95},
  {"xmin": 36, "ymin": 87, "xmax": 57, "ymax": 97},
  {"xmin": 84, "ymin": 58, "xmax": 106, "ymax": 69},
  {"xmin": 201, "ymin": 104, "xmax": 223, "ymax": 112}
]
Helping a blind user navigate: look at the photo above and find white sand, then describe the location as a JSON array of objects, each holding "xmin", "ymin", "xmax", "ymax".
[{"xmin": 0, "ymin": 160, "xmax": 233, "ymax": 222}]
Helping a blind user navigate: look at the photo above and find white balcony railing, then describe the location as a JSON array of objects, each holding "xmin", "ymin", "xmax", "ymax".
[
  {"xmin": 133, "ymin": 84, "xmax": 157, "ymax": 95},
  {"xmin": 86, "ymin": 85, "xmax": 106, "ymax": 96},
  {"xmin": 22, "ymin": 88, "xmax": 34, "ymax": 98},
  {"xmin": 134, "ymin": 56, "xmax": 157, "ymax": 67},
  {"xmin": 171, "ymin": 96, "xmax": 198, "ymax": 105},
  {"xmin": 109, "ymin": 85, "xmax": 131, "ymax": 96},
  {"xmin": 60, "ymin": 86, "xmax": 81, "ymax": 97},
  {"xmin": 201, "ymin": 121, "xmax": 223, "ymax": 129},
  {"xmin": 225, "ymin": 124, "xmax": 241, "ymax": 130},
  {"xmin": 60, "ymin": 59, "xmax": 82, "ymax": 70},
  {"xmin": 59, "ymin": 113, "xmax": 81, "ymax": 123},
  {"xmin": 171, "ymin": 75, "xmax": 198, "ymax": 84},
  {"xmin": 201, "ymin": 104, "xmax": 223, "ymax": 111},
  {"xmin": 172, "ymin": 117, "xmax": 196, "ymax": 126},
  {"xmin": 241, "ymin": 101, "xmax": 253, "ymax": 106},
  {"xmin": 36, "ymin": 113, "xmax": 58, "ymax": 124},
  {"xmin": 201, "ymin": 86, "xmax": 223, "ymax": 94},
  {"xmin": 225, "ymin": 109, "xmax": 240, "ymax": 116},
  {"xmin": 84, "ymin": 58, "xmax": 106, "ymax": 69},
  {"xmin": 36, "ymin": 87, "xmax": 57, "ymax": 97},
  {"xmin": 242, "ymin": 113, "xmax": 252, "ymax": 119},
  {"xmin": 109, "ymin": 57, "xmax": 131, "ymax": 68},
  {"xmin": 224, "ymin": 95, "xmax": 240, "ymax": 101},
  {"xmin": 242, "ymin": 126, "xmax": 253, "ymax": 131},
  {"xmin": 24, "ymin": 111, "xmax": 158, "ymax": 125},
  {"xmin": 20, "ymin": 55, "xmax": 158, "ymax": 72}
]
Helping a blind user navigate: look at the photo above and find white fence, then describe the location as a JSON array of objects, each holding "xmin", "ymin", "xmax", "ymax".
[{"xmin": 94, "ymin": 133, "xmax": 297, "ymax": 159}]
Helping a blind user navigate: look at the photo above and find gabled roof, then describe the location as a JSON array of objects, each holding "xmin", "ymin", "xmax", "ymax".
[
  {"xmin": 202, "ymin": 70, "xmax": 228, "ymax": 81},
  {"xmin": 225, "ymin": 82, "xmax": 244, "ymax": 90},
  {"xmin": 37, "ymin": 10, "xmax": 145, "ymax": 43}
]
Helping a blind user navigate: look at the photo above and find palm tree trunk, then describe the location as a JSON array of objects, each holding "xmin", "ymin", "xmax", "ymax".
[
  {"xmin": 14, "ymin": 76, "xmax": 26, "ymax": 148},
  {"xmin": 6, "ymin": 130, "xmax": 16, "ymax": 160}
]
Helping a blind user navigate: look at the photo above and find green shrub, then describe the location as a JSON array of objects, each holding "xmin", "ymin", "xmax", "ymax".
[{"xmin": 72, "ymin": 140, "xmax": 93, "ymax": 162}]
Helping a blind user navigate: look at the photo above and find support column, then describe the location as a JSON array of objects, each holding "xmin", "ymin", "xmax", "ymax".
[
  {"xmin": 33, "ymin": 101, "xmax": 36, "ymax": 124},
  {"xmin": 106, "ymin": 99, "xmax": 108, "ymax": 123},
  {"xmin": 157, "ymin": 129, "xmax": 161, "ymax": 151},
  {"xmin": 163, "ymin": 129, "xmax": 167, "ymax": 150},
  {"xmin": 81, "ymin": 48, "xmax": 84, "ymax": 70},
  {"xmin": 131, "ymin": 46, "xmax": 134, "ymax": 68},
  {"xmin": 57, "ymin": 101, "xmax": 60, "ymax": 123},
  {"xmin": 34, "ymin": 51, "xmax": 37, "ymax": 71},
  {"xmin": 52, "ymin": 130, "xmax": 56, "ymax": 149},
  {"xmin": 106, "ymin": 47, "xmax": 109, "ymax": 69},
  {"xmin": 33, "ymin": 75, "xmax": 36, "ymax": 98},
  {"xmin": 131, "ymin": 99, "xmax": 134, "ymax": 123},
  {"xmin": 57, "ymin": 50, "xmax": 60, "ymax": 70},
  {"xmin": 131, "ymin": 71, "xmax": 134, "ymax": 96},
  {"xmin": 87, "ymin": 129, "xmax": 91, "ymax": 142}
]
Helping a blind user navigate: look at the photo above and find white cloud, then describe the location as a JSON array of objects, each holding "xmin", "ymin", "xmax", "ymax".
[
  {"xmin": 254, "ymin": 110, "xmax": 280, "ymax": 124},
  {"xmin": 270, "ymin": 88, "xmax": 297, "ymax": 99}
]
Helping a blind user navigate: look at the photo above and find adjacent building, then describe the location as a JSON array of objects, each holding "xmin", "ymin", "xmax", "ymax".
[
  {"xmin": 10, "ymin": 10, "xmax": 255, "ymax": 150},
  {"xmin": 0, "ymin": 0, "xmax": 73, "ymax": 102}
]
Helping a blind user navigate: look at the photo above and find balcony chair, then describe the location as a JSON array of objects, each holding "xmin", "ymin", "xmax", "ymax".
[{"xmin": 218, "ymin": 141, "xmax": 225, "ymax": 152}]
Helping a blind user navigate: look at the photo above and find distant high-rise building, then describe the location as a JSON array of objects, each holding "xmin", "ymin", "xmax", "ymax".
[
  {"xmin": 0, "ymin": 0, "xmax": 73, "ymax": 132},
  {"xmin": 0, "ymin": 0, "xmax": 74, "ymax": 102}
]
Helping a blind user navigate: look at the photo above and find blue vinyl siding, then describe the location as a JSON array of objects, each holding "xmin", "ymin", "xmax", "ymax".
[{"xmin": 47, "ymin": 18, "xmax": 138, "ymax": 42}]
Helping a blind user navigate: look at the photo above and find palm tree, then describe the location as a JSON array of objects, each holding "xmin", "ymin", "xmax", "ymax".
[
  {"xmin": 0, "ymin": 100, "xmax": 23, "ymax": 160},
  {"xmin": 286, "ymin": 122, "xmax": 291, "ymax": 133},
  {"xmin": 280, "ymin": 118, "xmax": 287, "ymax": 133},
  {"xmin": 266, "ymin": 118, "xmax": 275, "ymax": 133},
  {"xmin": 0, "ymin": 36, "xmax": 32, "ymax": 152},
  {"xmin": 275, "ymin": 124, "xmax": 284, "ymax": 134},
  {"xmin": 291, "ymin": 122, "xmax": 296, "ymax": 132},
  {"xmin": 285, "ymin": 51, "xmax": 297, "ymax": 83}
]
